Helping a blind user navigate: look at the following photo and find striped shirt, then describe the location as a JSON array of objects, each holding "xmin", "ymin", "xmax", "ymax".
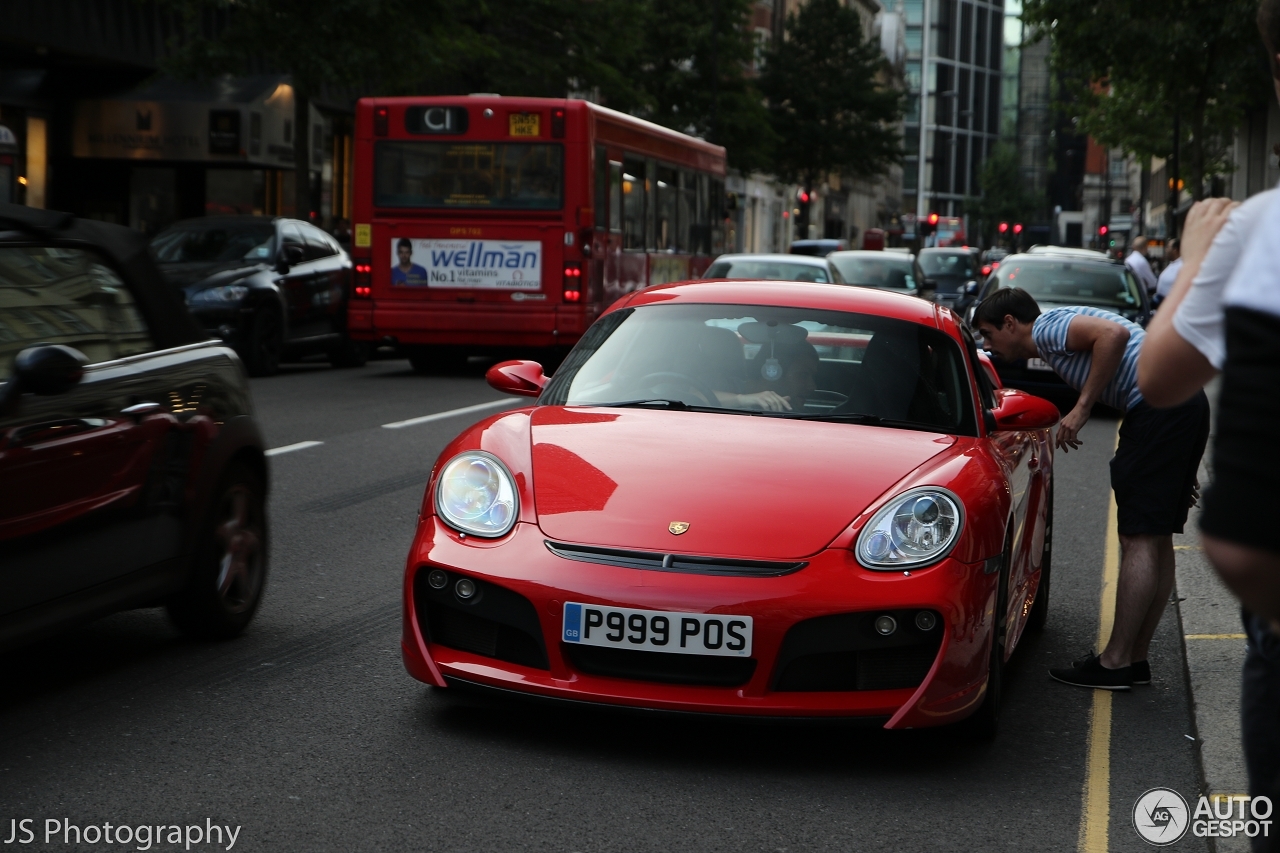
[{"xmin": 1031, "ymin": 306, "xmax": 1145, "ymax": 412}]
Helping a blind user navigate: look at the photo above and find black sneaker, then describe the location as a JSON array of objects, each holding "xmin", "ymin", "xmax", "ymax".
[
  {"xmin": 1049, "ymin": 653, "xmax": 1132, "ymax": 691},
  {"xmin": 1132, "ymin": 660, "xmax": 1150, "ymax": 685}
]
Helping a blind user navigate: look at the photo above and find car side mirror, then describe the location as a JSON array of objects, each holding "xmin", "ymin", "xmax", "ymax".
[
  {"xmin": 486, "ymin": 360, "xmax": 547, "ymax": 397},
  {"xmin": 990, "ymin": 387, "xmax": 1060, "ymax": 431},
  {"xmin": 964, "ymin": 279, "xmax": 979, "ymax": 296},
  {"xmin": 0, "ymin": 344, "xmax": 88, "ymax": 414},
  {"xmin": 277, "ymin": 244, "xmax": 305, "ymax": 273}
]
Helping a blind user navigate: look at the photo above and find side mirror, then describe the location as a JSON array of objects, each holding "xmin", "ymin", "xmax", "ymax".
[
  {"xmin": 486, "ymin": 360, "xmax": 547, "ymax": 397},
  {"xmin": 277, "ymin": 244, "xmax": 305, "ymax": 273},
  {"xmin": 0, "ymin": 344, "xmax": 88, "ymax": 414},
  {"xmin": 990, "ymin": 387, "xmax": 1059, "ymax": 431}
]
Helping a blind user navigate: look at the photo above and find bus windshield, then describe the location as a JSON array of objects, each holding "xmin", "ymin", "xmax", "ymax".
[{"xmin": 374, "ymin": 142, "xmax": 563, "ymax": 210}]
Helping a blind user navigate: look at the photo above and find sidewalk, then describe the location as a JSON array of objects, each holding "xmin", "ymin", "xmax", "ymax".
[{"xmin": 1173, "ymin": 381, "xmax": 1253, "ymax": 853}]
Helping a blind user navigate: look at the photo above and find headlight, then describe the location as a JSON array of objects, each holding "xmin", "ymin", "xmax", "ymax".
[
  {"xmin": 190, "ymin": 284, "xmax": 249, "ymax": 305},
  {"xmin": 434, "ymin": 451, "xmax": 518, "ymax": 538},
  {"xmin": 856, "ymin": 487, "xmax": 963, "ymax": 570}
]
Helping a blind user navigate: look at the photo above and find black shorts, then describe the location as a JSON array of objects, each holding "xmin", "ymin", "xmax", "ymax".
[
  {"xmin": 1110, "ymin": 392, "xmax": 1210, "ymax": 536},
  {"xmin": 1201, "ymin": 307, "xmax": 1280, "ymax": 553}
]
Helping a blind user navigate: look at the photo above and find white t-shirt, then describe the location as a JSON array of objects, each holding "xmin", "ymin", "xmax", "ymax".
[
  {"xmin": 1156, "ymin": 257, "xmax": 1183, "ymax": 300},
  {"xmin": 1125, "ymin": 251, "xmax": 1158, "ymax": 294},
  {"xmin": 1172, "ymin": 188, "xmax": 1277, "ymax": 368}
]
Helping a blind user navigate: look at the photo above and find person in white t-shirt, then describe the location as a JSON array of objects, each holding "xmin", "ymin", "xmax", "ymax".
[
  {"xmin": 1154, "ymin": 238, "xmax": 1181, "ymax": 307},
  {"xmin": 1125, "ymin": 236, "xmax": 1159, "ymax": 296},
  {"xmin": 1136, "ymin": 4, "xmax": 1280, "ymax": 837}
]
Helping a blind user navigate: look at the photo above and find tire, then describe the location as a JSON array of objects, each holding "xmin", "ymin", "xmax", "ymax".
[
  {"xmin": 167, "ymin": 461, "xmax": 268, "ymax": 640},
  {"xmin": 242, "ymin": 306, "xmax": 283, "ymax": 377},
  {"xmin": 965, "ymin": 536, "xmax": 1011, "ymax": 740},
  {"xmin": 327, "ymin": 336, "xmax": 368, "ymax": 369},
  {"xmin": 1027, "ymin": 484, "xmax": 1054, "ymax": 633}
]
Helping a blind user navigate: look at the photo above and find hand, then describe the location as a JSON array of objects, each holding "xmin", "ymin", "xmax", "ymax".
[
  {"xmin": 1180, "ymin": 198, "xmax": 1237, "ymax": 271},
  {"xmin": 737, "ymin": 390, "xmax": 792, "ymax": 411},
  {"xmin": 1055, "ymin": 404, "xmax": 1090, "ymax": 452},
  {"xmin": 1189, "ymin": 477, "xmax": 1201, "ymax": 508}
]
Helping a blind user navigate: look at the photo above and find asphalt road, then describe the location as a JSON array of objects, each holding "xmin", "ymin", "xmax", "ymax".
[{"xmin": 0, "ymin": 358, "xmax": 1209, "ymax": 852}]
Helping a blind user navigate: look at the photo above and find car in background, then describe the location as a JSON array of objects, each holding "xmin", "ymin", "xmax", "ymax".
[
  {"xmin": 150, "ymin": 216, "xmax": 365, "ymax": 377},
  {"xmin": 918, "ymin": 247, "xmax": 981, "ymax": 315},
  {"xmin": 0, "ymin": 202, "xmax": 269, "ymax": 652},
  {"xmin": 402, "ymin": 279, "xmax": 1059, "ymax": 738},
  {"xmin": 789, "ymin": 239, "xmax": 848, "ymax": 257},
  {"xmin": 980, "ymin": 248, "xmax": 1009, "ymax": 278},
  {"xmin": 828, "ymin": 250, "xmax": 929, "ymax": 299},
  {"xmin": 1025, "ymin": 245, "xmax": 1109, "ymax": 260},
  {"xmin": 704, "ymin": 253, "xmax": 845, "ymax": 284},
  {"xmin": 969, "ymin": 252, "xmax": 1152, "ymax": 410}
]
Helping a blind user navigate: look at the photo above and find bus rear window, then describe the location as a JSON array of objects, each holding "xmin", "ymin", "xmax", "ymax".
[{"xmin": 374, "ymin": 142, "xmax": 563, "ymax": 210}]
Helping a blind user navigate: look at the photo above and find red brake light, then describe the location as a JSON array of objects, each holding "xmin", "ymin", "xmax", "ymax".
[
  {"xmin": 991, "ymin": 261, "xmax": 1000, "ymax": 270},
  {"xmin": 374, "ymin": 106, "xmax": 389, "ymax": 137},
  {"xmin": 981, "ymin": 265, "xmax": 992, "ymax": 276},
  {"xmin": 353, "ymin": 262, "xmax": 372, "ymax": 298},
  {"xmin": 551, "ymin": 108, "xmax": 566, "ymax": 139},
  {"xmin": 563, "ymin": 262, "xmax": 582, "ymax": 302}
]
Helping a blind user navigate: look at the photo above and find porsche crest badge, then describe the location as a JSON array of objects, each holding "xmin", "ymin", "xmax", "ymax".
[{"xmin": 668, "ymin": 521, "xmax": 690, "ymax": 535}]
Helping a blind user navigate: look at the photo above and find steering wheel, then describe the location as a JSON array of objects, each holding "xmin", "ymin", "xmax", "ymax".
[{"xmin": 637, "ymin": 372, "xmax": 721, "ymax": 407}]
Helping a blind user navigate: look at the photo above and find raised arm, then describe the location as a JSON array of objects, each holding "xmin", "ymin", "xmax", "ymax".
[{"xmin": 1054, "ymin": 315, "xmax": 1131, "ymax": 452}]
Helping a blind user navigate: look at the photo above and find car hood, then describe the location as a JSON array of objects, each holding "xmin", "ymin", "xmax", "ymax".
[
  {"xmin": 155, "ymin": 260, "xmax": 265, "ymax": 293},
  {"xmin": 528, "ymin": 407, "xmax": 955, "ymax": 560}
]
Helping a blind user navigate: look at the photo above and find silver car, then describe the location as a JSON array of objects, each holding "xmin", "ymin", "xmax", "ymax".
[{"xmin": 703, "ymin": 253, "xmax": 845, "ymax": 284}]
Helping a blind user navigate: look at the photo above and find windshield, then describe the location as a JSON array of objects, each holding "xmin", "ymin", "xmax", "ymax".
[
  {"xmin": 541, "ymin": 303, "xmax": 977, "ymax": 435},
  {"xmin": 374, "ymin": 141, "xmax": 563, "ymax": 209},
  {"xmin": 919, "ymin": 251, "xmax": 976, "ymax": 277},
  {"xmin": 829, "ymin": 255, "xmax": 917, "ymax": 289},
  {"xmin": 150, "ymin": 224, "xmax": 276, "ymax": 264},
  {"xmin": 995, "ymin": 260, "xmax": 1142, "ymax": 310},
  {"xmin": 704, "ymin": 259, "xmax": 836, "ymax": 283}
]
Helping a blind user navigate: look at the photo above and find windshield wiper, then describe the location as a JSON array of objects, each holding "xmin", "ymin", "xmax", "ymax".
[
  {"xmin": 787, "ymin": 411, "xmax": 944, "ymax": 431},
  {"xmin": 588, "ymin": 399, "xmax": 694, "ymax": 410}
]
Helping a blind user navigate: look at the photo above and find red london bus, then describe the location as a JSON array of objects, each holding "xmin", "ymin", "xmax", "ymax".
[{"xmin": 347, "ymin": 95, "xmax": 728, "ymax": 369}]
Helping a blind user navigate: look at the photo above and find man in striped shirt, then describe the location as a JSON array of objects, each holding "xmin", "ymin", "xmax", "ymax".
[{"xmin": 974, "ymin": 288, "xmax": 1210, "ymax": 691}]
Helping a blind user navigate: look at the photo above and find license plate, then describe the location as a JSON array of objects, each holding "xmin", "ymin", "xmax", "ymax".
[
  {"xmin": 562, "ymin": 602, "xmax": 752, "ymax": 657},
  {"xmin": 1026, "ymin": 357, "xmax": 1054, "ymax": 372},
  {"xmin": 509, "ymin": 113, "xmax": 540, "ymax": 137}
]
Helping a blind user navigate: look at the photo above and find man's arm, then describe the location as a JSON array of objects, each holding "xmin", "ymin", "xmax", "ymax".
[
  {"xmin": 1054, "ymin": 315, "xmax": 1130, "ymax": 452},
  {"xmin": 1138, "ymin": 198, "xmax": 1236, "ymax": 407}
]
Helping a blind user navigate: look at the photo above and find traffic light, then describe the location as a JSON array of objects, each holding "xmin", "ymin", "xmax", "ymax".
[
  {"xmin": 1099, "ymin": 225, "xmax": 1109, "ymax": 236},
  {"xmin": 921, "ymin": 212, "xmax": 939, "ymax": 237},
  {"xmin": 998, "ymin": 222, "xmax": 1008, "ymax": 233},
  {"xmin": 1013, "ymin": 223, "xmax": 1023, "ymax": 235}
]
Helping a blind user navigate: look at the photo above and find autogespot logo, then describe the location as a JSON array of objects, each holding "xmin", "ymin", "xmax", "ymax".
[{"xmin": 1133, "ymin": 788, "xmax": 1190, "ymax": 846}]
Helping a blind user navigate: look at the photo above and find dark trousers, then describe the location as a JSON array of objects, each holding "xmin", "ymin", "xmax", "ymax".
[{"xmin": 1244, "ymin": 609, "xmax": 1280, "ymax": 853}]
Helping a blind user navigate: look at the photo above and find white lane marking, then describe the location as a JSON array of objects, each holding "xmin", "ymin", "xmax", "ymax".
[
  {"xmin": 381, "ymin": 399, "xmax": 515, "ymax": 430},
  {"xmin": 265, "ymin": 440, "xmax": 324, "ymax": 457}
]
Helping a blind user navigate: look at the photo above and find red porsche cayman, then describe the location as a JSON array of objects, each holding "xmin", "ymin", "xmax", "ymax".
[{"xmin": 401, "ymin": 280, "xmax": 1058, "ymax": 736}]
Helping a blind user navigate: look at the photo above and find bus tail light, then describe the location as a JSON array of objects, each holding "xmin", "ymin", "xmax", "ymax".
[
  {"xmin": 353, "ymin": 262, "xmax": 372, "ymax": 298},
  {"xmin": 563, "ymin": 262, "xmax": 582, "ymax": 302},
  {"xmin": 374, "ymin": 106, "xmax": 389, "ymax": 137},
  {"xmin": 551, "ymin": 107, "xmax": 566, "ymax": 139}
]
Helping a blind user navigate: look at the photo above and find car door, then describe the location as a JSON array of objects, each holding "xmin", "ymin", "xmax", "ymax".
[
  {"xmin": 301, "ymin": 224, "xmax": 346, "ymax": 338},
  {"xmin": 276, "ymin": 221, "xmax": 319, "ymax": 341},
  {"xmin": 0, "ymin": 244, "xmax": 186, "ymax": 616}
]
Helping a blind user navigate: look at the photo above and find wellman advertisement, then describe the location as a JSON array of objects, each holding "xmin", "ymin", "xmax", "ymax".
[{"xmin": 391, "ymin": 238, "xmax": 542, "ymax": 290}]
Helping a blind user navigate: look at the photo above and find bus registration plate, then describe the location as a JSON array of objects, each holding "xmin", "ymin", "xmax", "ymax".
[
  {"xmin": 562, "ymin": 602, "xmax": 752, "ymax": 657},
  {"xmin": 509, "ymin": 113, "xmax": 541, "ymax": 137}
]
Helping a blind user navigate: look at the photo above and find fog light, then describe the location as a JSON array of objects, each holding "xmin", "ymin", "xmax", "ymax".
[
  {"xmin": 874, "ymin": 614, "xmax": 897, "ymax": 636},
  {"xmin": 915, "ymin": 610, "xmax": 937, "ymax": 631},
  {"xmin": 455, "ymin": 578, "xmax": 477, "ymax": 600},
  {"xmin": 427, "ymin": 569, "xmax": 448, "ymax": 589}
]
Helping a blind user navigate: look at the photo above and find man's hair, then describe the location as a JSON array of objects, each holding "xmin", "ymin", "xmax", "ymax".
[
  {"xmin": 1131, "ymin": 235, "xmax": 1148, "ymax": 251},
  {"xmin": 397, "ymin": 238, "xmax": 412, "ymax": 251},
  {"xmin": 1260, "ymin": 0, "xmax": 1280, "ymax": 77},
  {"xmin": 973, "ymin": 287, "xmax": 1042, "ymax": 328}
]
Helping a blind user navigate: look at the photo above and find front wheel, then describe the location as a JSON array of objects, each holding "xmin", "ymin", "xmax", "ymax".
[{"xmin": 167, "ymin": 461, "xmax": 268, "ymax": 640}]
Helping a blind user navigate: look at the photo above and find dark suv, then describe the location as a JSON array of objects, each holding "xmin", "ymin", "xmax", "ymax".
[
  {"xmin": 0, "ymin": 203, "xmax": 269, "ymax": 651},
  {"xmin": 150, "ymin": 216, "xmax": 365, "ymax": 376}
]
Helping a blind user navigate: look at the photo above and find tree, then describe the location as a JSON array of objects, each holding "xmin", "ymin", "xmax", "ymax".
[
  {"xmin": 759, "ymin": 0, "xmax": 903, "ymax": 232},
  {"xmin": 965, "ymin": 143, "xmax": 1041, "ymax": 246},
  {"xmin": 159, "ymin": 0, "xmax": 474, "ymax": 219},
  {"xmin": 1022, "ymin": 0, "xmax": 1269, "ymax": 200}
]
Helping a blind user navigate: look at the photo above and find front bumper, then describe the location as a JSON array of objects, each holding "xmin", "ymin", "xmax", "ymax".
[
  {"xmin": 189, "ymin": 305, "xmax": 252, "ymax": 348},
  {"xmin": 401, "ymin": 518, "xmax": 999, "ymax": 729}
]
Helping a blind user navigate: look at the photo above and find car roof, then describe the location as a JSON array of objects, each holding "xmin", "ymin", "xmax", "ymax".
[
  {"xmin": 162, "ymin": 215, "xmax": 283, "ymax": 230},
  {"xmin": 1025, "ymin": 245, "xmax": 1111, "ymax": 259},
  {"xmin": 919, "ymin": 247, "xmax": 973, "ymax": 254},
  {"xmin": 610, "ymin": 278, "xmax": 944, "ymax": 327},
  {"xmin": 0, "ymin": 201, "xmax": 206, "ymax": 349},
  {"xmin": 1001, "ymin": 251, "xmax": 1121, "ymax": 268},
  {"xmin": 829, "ymin": 250, "xmax": 913, "ymax": 262},
  {"xmin": 711, "ymin": 253, "xmax": 832, "ymax": 267}
]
